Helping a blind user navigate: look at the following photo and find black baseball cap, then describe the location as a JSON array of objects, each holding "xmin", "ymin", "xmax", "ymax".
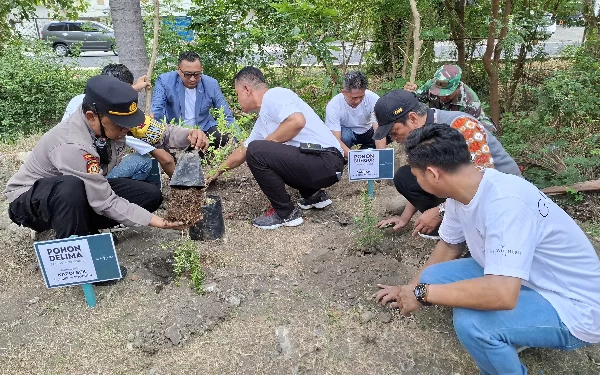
[
  {"xmin": 373, "ymin": 89, "xmax": 419, "ymax": 140},
  {"xmin": 84, "ymin": 75, "xmax": 145, "ymax": 128}
]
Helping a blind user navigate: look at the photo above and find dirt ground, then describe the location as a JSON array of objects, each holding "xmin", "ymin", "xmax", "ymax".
[{"xmin": 1, "ymin": 136, "xmax": 599, "ymax": 375}]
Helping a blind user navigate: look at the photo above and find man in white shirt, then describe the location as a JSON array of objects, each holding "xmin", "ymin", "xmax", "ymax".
[
  {"xmin": 325, "ymin": 71, "xmax": 387, "ymax": 157},
  {"xmin": 375, "ymin": 123, "xmax": 600, "ymax": 374},
  {"xmin": 209, "ymin": 67, "xmax": 345, "ymax": 229}
]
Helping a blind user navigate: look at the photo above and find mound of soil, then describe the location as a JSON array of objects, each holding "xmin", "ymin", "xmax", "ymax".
[{"xmin": 167, "ymin": 188, "xmax": 206, "ymax": 226}]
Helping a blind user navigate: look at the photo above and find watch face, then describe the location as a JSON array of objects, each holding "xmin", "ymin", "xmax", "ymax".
[{"xmin": 414, "ymin": 284, "xmax": 427, "ymax": 299}]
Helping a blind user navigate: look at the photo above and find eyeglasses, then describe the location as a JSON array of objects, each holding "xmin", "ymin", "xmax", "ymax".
[{"xmin": 181, "ymin": 71, "xmax": 202, "ymax": 79}]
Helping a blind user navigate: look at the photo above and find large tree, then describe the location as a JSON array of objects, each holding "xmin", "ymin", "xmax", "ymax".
[{"xmin": 109, "ymin": 0, "xmax": 149, "ymax": 109}]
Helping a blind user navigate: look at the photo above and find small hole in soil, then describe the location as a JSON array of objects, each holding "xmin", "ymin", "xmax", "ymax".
[{"xmin": 143, "ymin": 254, "xmax": 175, "ymax": 283}]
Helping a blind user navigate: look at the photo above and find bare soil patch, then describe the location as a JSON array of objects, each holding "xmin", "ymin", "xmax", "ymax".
[{"xmin": 0, "ymin": 140, "xmax": 599, "ymax": 374}]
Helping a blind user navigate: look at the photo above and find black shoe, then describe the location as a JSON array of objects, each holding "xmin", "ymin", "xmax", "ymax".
[
  {"xmin": 252, "ymin": 208, "xmax": 303, "ymax": 229},
  {"xmin": 297, "ymin": 190, "xmax": 332, "ymax": 210},
  {"xmin": 93, "ymin": 265, "xmax": 127, "ymax": 286}
]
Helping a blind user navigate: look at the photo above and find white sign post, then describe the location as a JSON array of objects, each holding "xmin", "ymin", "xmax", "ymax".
[
  {"xmin": 348, "ymin": 150, "xmax": 380, "ymax": 181},
  {"xmin": 36, "ymin": 238, "xmax": 98, "ymax": 287},
  {"xmin": 348, "ymin": 149, "xmax": 395, "ymax": 197},
  {"xmin": 34, "ymin": 233, "xmax": 121, "ymax": 308}
]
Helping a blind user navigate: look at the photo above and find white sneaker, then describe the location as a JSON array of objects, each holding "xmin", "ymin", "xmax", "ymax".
[{"xmin": 418, "ymin": 232, "xmax": 441, "ymax": 240}]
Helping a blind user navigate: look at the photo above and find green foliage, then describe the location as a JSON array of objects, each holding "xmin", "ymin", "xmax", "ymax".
[
  {"xmin": 501, "ymin": 47, "xmax": 600, "ymax": 187},
  {"xmin": 172, "ymin": 237, "xmax": 205, "ymax": 293},
  {"xmin": 202, "ymin": 107, "xmax": 254, "ymax": 178},
  {"xmin": 142, "ymin": 0, "xmax": 347, "ymax": 113},
  {"xmin": 353, "ymin": 190, "xmax": 383, "ymax": 250},
  {"xmin": 565, "ymin": 187, "xmax": 585, "ymax": 203},
  {"xmin": 142, "ymin": 1, "xmax": 198, "ymax": 81},
  {"xmin": 581, "ymin": 220, "xmax": 600, "ymax": 239},
  {"xmin": 376, "ymin": 76, "xmax": 409, "ymax": 96},
  {"xmin": 0, "ymin": 39, "xmax": 97, "ymax": 142},
  {"xmin": 1, "ymin": 0, "xmax": 86, "ymax": 44}
]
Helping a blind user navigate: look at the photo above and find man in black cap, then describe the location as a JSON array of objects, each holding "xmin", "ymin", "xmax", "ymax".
[
  {"xmin": 5, "ymin": 75, "xmax": 209, "ymax": 239},
  {"xmin": 373, "ymin": 89, "xmax": 519, "ymax": 239}
]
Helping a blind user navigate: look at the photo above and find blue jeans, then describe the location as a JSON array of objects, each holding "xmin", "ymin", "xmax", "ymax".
[
  {"xmin": 341, "ymin": 127, "xmax": 376, "ymax": 149},
  {"xmin": 420, "ymin": 258, "xmax": 589, "ymax": 375},
  {"xmin": 107, "ymin": 153, "xmax": 152, "ymax": 181}
]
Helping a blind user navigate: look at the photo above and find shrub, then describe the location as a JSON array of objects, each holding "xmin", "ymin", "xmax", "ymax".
[
  {"xmin": 501, "ymin": 47, "xmax": 600, "ymax": 187},
  {"xmin": 0, "ymin": 39, "xmax": 97, "ymax": 142},
  {"xmin": 353, "ymin": 190, "xmax": 383, "ymax": 251}
]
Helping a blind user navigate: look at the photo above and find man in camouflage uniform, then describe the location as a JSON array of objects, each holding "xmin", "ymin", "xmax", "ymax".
[{"xmin": 404, "ymin": 65, "xmax": 496, "ymax": 132}]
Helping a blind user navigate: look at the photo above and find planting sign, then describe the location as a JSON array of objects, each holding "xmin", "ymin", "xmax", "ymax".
[
  {"xmin": 348, "ymin": 149, "xmax": 395, "ymax": 181},
  {"xmin": 34, "ymin": 233, "xmax": 121, "ymax": 288}
]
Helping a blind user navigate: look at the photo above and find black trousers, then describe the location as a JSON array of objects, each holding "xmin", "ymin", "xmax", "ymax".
[
  {"xmin": 8, "ymin": 175, "xmax": 162, "ymax": 239},
  {"xmin": 393, "ymin": 165, "xmax": 445, "ymax": 213},
  {"xmin": 246, "ymin": 140, "xmax": 345, "ymax": 217},
  {"xmin": 205, "ymin": 125, "xmax": 229, "ymax": 149}
]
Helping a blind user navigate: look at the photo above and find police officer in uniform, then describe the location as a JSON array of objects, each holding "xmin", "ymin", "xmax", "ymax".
[{"xmin": 5, "ymin": 75, "xmax": 208, "ymax": 239}]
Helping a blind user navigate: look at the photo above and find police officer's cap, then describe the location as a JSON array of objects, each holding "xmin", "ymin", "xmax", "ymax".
[{"xmin": 84, "ymin": 75, "xmax": 145, "ymax": 128}]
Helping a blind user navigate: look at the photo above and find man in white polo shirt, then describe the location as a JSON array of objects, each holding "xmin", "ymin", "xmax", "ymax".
[
  {"xmin": 325, "ymin": 71, "xmax": 387, "ymax": 157},
  {"xmin": 209, "ymin": 66, "xmax": 345, "ymax": 229},
  {"xmin": 375, "ymin": 123, "xmax": 600, "ymax": 374}
]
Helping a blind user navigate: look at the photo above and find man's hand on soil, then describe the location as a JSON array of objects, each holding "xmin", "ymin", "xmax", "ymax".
[
  {"xmin": 376, "ymin": 216, "xmax": 408, "ymax": 231},
  {"xmin": 205, "ymin": 170, "xmax": 223, "ymax": 186},
  {"xmin": 149, "ymin": 215, "xmax": 187, "ymax": 230},
  {"xmin": 412, "ymin": 207, "xmax": 442, "ymax": 237},
  {"xmin": 397, "ymin": 282, "xmax": 423, "ymax": 316},
  {"xmin": 188, "ymin": 129, "xmax": 209, "ymax": 152},
  {"xmin": 373, "ymin": 284, "xmax": 402, "ymax": 307}
]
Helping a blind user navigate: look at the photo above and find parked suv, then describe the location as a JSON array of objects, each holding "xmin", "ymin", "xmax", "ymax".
[{"xmin": 40, "ymin": 21, "xmax": 116, "ymax": 56}]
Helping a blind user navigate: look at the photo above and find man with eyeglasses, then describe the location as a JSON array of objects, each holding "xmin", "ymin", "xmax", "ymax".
[
  {"xmin": 5, "ymin": 75, "xmax": 208, "ymax": 240},
  {"xmin": 404, "ymin": 64, "xmax": 496, "ymax": 132},
  {"xmin": 151, "ymin": 51, "xmax": 236, "ymax": 149}
]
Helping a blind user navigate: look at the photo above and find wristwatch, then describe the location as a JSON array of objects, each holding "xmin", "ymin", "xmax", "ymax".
[
  {"xmin": 414, "ymin": 283, "xmax": 432, "ymax": 306},
  {"xmin": 438, "ymin": 203, "xmax": 445, "ymax": 219}
]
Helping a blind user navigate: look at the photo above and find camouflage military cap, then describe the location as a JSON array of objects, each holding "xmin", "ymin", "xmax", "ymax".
[{"xmin": 429, "ymin": 65, "xmax": 462, "ymax": 97}]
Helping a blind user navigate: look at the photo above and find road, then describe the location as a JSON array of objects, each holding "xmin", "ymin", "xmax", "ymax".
[
  {"xmin": 434, "ymin": 26, "xmax": 585, "ymax": 61},
  {"xmin": 68, "ymin": 26, "xmax": 584, "ymax": 69}
]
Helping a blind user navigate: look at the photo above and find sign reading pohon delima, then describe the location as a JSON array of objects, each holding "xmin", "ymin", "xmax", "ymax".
[
  {"xmin": 34, "ymin": 233, "xmax": 121, "ymax": 288},
  {"xmin": 348, "ymin": 149, "xmax": 395, "ymax": 181}
]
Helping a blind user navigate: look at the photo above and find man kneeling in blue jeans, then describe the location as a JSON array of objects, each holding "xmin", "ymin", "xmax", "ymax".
[{"xmin": 374, "ymin": 123, "xmax": 600, "ymax": 375}]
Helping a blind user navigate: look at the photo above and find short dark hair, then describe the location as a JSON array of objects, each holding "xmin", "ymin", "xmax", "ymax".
[
  {"xmin": 100, "ymin": 64, "xmax": 134, "ymax": 85},
  {"xmin": 343, "ymin": 71, "xmax": 368, "ymax": 91},
  {"xmin": 405, "ymin": 123, "xmax": 471, "ymax": 173},
  {"xmin": 81, "ymin": 96, "xmax": 106, "ymax": 115},
  {"xmin": 234, "ymin": 66, "xmax": 267, "ymax": 86},
  {"xmin": 397, "ymin": 102, "xmax": 428, "ymax": 125},
  {"xmin": 178, "ymin": 51, "xmax": 201, "ymax": 65}
]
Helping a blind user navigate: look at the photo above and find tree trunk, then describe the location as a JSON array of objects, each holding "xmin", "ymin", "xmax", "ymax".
[
  {"xmin": 444, "ymin": 0, "xmax": 466, "ymax": 69},
  {"xmin": 504, "ymin": 42, "xmax": 526, "ymax": 112},
  {"xmin": 386, "ymin": 19, "xmax": 398, "ymax": 76},
  {"xmin": 109, "ymin": 0, "xmax": 149, "ymax": 110},
  {"xmin": 582, "ymin": 0, "xmax": 600, "ymax": 57},
  {"xmin": 408, "ymin": 0, "xmax": 422, "ymax": 83},
  {"xmin": 483, "ymin": 0, "xmax": 510, "ymax": 127},
  {"xmin": 401, "ymin": 22, "xmax": 414, "ymax": 79},
  {"xmin": 145, "ymin": 0, "xmax": 160, "ymax": 111}
]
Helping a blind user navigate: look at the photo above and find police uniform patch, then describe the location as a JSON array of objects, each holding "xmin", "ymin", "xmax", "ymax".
[{"xmin": 83, "ymin": 153, "xmax": 101, "ymax": 174}]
